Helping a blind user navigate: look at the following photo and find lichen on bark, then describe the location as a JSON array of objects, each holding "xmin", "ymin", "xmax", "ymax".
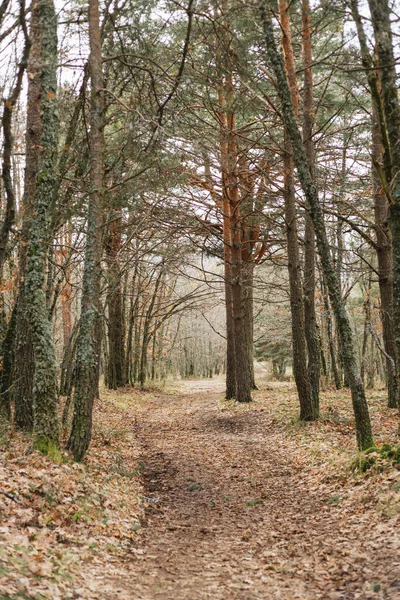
[
  {"xmin": 24, "ymin": 0, "xmax": 60, "ymax": 451},
  {"xmin": 259, "ymin": 0, "xmax": 374, "ymax": 450}
]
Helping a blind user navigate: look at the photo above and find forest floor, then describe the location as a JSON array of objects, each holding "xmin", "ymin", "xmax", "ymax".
[{"xmin": 1, "ymin": 374, "xmax": 400, "ymax": 599}]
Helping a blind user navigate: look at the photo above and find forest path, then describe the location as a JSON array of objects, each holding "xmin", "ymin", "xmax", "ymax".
[{"xmin": 119, "ymin": 380, "xmax": 399, "ymax": 600}]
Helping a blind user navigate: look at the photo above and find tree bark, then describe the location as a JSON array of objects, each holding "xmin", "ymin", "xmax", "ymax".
[
  {"xmin": 223, "ymin": 73, "xmax": 252, "ymax": 403},
  {"xmin": 367, "ymin": 0, "xmax": 400, "ymax": 413},
  {"xmin": 68, "ymin": 0, "xmax": 105, "ymax": 461},
  {"xmin": 242, "ymin": 260, "xmax": 256, "ymax": 389},
  {"xmin": 259, "ymin": 0, "xmax": 374, "ymax": 449},
  {"xmin": 0, "ymin": 305, "xmax": 16, "ymax": 420},
  {"xmin": 372, "ymin": 108, "xmax": 398, "ymax": 407},
  {"xmin": 279, "ymin": 0, "xmax": 314, "ymax": 420},
  {"xmin": 216, "ymin": 6, "xmax": 237, "ymax": 400},
  {"xmin": 302, "ymin": 0, "xmax": 320, "ymax": 415},
  {"xmin": 11, "ymin": 2, "xmax": 42, "ymax": 431},
  {"xmin": 24, "ymin": 0, "xmax": 60, "ymax": 453},
  {"xmin": 61, "ymin": 222, "xmax": 73, "ymax": 352},
  {"xmin": 321, "ymin": 276, "xmax": 341, "ymax": 389},
  {"xmin": 0, "ymin": 0, "xmax": 30, "ymax": 277},
  {"xmin": 106, "ymin": 207, "xmax": 125, "ymax": 389}
]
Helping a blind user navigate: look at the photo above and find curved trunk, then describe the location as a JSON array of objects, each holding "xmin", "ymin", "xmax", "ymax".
[{"xmin": 260, "ymin": 1, "xmax": 374, "ymax": 449}]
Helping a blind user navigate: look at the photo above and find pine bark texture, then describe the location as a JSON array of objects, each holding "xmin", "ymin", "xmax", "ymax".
[
  {"xmin": 216, "ymin": 6, "xmax": 252, "ymax": 402},
  {"xmin": 221, "ymin": 79, "xmax": 252, "ymax": 403},
  {"xmin": 259, "ymin": 0, "xmax": 374, "ymax": 449},
  {"xmin": 106, "ymin": 208, "xmax": 125, "ymax": 389},
  {"xmin": 24, "ymin": 0, "xmax": 60, "ymax": 452},
  {"xmin": 301, "ymin": 0, "xmax": 320, "ymax": 415},
  {"xmin": 372, "ymin": 112, "xmax": 398, "ymax": 408},
  {"xmin": 279, "ymin": 0, "xmax": 314, "ymax": 420},
  {"xmin": 68, "ymin": 0, "xmax": 105, "ymax": 461},
  {"xmin": 367, "ymin": 0, "xmax": 400, "ymax": 413},
  {"xmin": 223, "ymin": 202, "xmax": 237, "ymax": 399},
  {"xmin": 11, "ymin": 4, "xmax": 42, "ymax": 431}
]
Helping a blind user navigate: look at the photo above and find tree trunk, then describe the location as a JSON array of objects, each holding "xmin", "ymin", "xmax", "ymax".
[
  {"xmin": 106, "ymin": 208, "xmax": 125, "ymax": 389},
  {"xmin": 0, "ymin": 306, "xmax": 16, "ymax": 420},
  {"xmin": 260, "ymin": 0, "xmax": 374, "ymax": 449},
  {"xmin": 68, "ymin": 0, "xmax": 105, "ymax": 461},
  {"xmin": 226, "ymin": 100, "xmax": 252, "ymax": 403},
  {"xmin": 61, "ymin": 222, "xmax": 73, "ymax": 352},
  {"xmin": 230, "ymin": 192, "xmax": 252, "ymax": 402},
  {"xmin": 242, "ymin": 261, "xmax": 256, "ymax": 389},
  {"xmin": 0, "ymin": 1, "xmax": 30, "ymax": 278},
  {"xmin": 372, "ymin": 109, "xmax": 398, "ymax": 407},
  {"xmin": 352, "ymin": 0, "xmax": 400, "ymax": 412},
  {"xmin": 279, "ymin": 0, "xmax": 314, "ymax": 420},
  {"xmin": 216, "ymin": 9, "xmax": 237, "ymax": 400},
  {"xmin": 224, "ymin": 249, "xmax": 236, "ymax": 398},
  {"xmin": 24, "ymin": 0, "xmax": 60, "ymax": 453},
  {"xmin": 321, "ymin": 277, "xmax": 341, "ymax": 389},
  {"xmin": 302, "ymin": 0, "xmax": 320, "ymax": 415},
  {"xmin": 11, "ymin": 3, "xmax": 42, "ymax": 431}
]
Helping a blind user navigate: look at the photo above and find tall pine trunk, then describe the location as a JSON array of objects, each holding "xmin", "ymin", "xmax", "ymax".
[
  {"xmin": 24, "ymin": 0, "xmax": 60, "ymax": 452},
  {"xmin": 11, "ymin": 4, "xmax": 42, "ymax": 431},
  {"xmin": 106, "ymin": 207, "xmax": 125, "ymax": 389},
  {"xmin": 372, "ymin": 110, "xmax": 398, "ymax": 407},
  {"xmin": 242, "ymin": 261, "xmax": 256, "ymax": 389},
  {"xmin": 223, "ymin": 71, "xmax": 252, "ymax": 403},
  {"xmin": 302, "ymin": 0, "xmax": 320, "ymax": 415},
  {"xmin": 68, "ymin": 0, "xmax": 105, "ymax": 461},
  {"xmin": 260, "ymin": 0, "xmax": 374, "ymax": 449},
  {"xmin": 367, "ymin": 0, "xmax": 400, "ymax": 413},
  {"xmin": 279, "ymin": 0, "xmax": 314, "ymax": 420}
]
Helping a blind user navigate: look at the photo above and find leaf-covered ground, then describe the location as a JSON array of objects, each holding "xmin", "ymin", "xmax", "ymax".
[{"xmin": 1, "ymin": 376, "xmax": 400, "ymax": 599}]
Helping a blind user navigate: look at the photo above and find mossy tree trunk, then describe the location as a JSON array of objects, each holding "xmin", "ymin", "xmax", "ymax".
[
  {"xmin": 302, "ymin": 0, "xmax": 320, "ymax": 416},
  {"xmin": 259, "ymin": 0, "xmax": 374, "ymax": 450},
  {"xmin": 67, "ymin": 0, "xmax": 105, "ymax": 461},
  {"xmin": 279, "ymin": 0, "xmax": 315, "ymax": 420},
  {"xmin": 351, "ymin": 0, "xmax": 400, "ymax": 412},
  {"xmin": 372, "ymin": 109, "xmax": 398, "ymax": 408},
  {"xmin": 367, "ymin": 0, "xmax": 400, "ymax": 413},
  {"xmin": 11, "ymin": 3, "xmax": 42, "ymax": 431},
  {"xmin": 24, "ymin": 0, "xmax": 60, "ymax": 453}
]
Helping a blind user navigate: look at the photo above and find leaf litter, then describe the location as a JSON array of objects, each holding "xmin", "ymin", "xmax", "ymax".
[{"xmin": 0, "ymin": 377, "xmax": 399, "ymax": 599}]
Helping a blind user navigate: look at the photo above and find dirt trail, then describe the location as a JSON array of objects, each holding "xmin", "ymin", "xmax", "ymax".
[{"xmin": 121, "ymin": 382, "xmax": 399, "ymax": 600}]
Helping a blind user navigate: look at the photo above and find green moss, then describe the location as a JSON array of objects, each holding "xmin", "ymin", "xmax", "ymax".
[
  {"xmin": 364, "ymin": 446, "xmax": 379, "ymax": 455},
  {"xmin": 247, "ymin": 497, "xmax": 263, "ymax": 507},
  {"xmin": 359, "ymin": 455, "xmax": 376, "ymax": 473},
  {"xmin": 34, "ymin": 436, "xmax": 62, "ymax": 462},
  {"xmin": 352, "ymin": 443, "xmax": 400, "ymax": 474}
]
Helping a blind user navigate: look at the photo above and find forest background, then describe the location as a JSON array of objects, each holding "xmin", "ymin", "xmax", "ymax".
[{"xmin": 1, "ymin": 0, "xmax": 400, "ymax": 596}]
